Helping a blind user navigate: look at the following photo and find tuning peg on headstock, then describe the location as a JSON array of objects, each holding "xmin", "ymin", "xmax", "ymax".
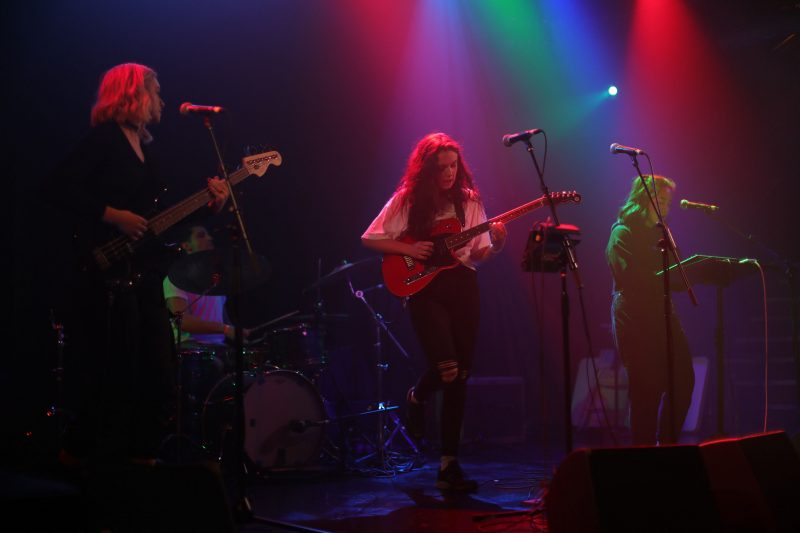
[{"xmin": 553, "ymin": 190, "xmax": 582, "ymax": 203}]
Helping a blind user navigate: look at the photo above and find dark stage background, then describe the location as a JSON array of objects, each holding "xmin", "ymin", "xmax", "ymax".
[{"xmin": 6, "ymin": 0, "xmax": 800, "ymax": 463}]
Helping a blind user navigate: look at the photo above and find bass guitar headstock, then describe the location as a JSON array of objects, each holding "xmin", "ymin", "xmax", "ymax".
[{"xmin": 242, "ymin": 150, "xmax": 282, "ymax": 177}]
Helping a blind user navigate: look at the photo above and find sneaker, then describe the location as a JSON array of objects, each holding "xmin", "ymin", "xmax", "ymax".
[
  {"xmin": 436, "ymin": 460, "xmax": 478, "ymax": 492},
  {"xmin": 405, "ymin": 387, "xmax": 425, "ymax": 442}
]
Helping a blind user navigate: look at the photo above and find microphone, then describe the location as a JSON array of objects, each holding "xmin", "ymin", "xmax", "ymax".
[
  {"xmin": 680, "ymin": 199, "xmax": 719, "ymax": 213},
  {"xmin": 179, "ymin": 102, "xmax": 226, "ymax": 115},
  {"xmin": 609, "ymin": 143, "xmax": 645, "ymax": 156},
  {"xmin": 502, "ymin": 128, "xmax": 543, "ymax": 147}
]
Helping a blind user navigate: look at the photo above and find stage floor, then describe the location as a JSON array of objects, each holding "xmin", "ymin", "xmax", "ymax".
[{"xmin": 6, "ymin": 427, "xmax": 799, "ymax": 532}]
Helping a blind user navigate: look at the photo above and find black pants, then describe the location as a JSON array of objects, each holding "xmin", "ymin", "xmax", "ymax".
[
  {"xmin": 62, "ymin": 271, "xmax": 176, "ymax": 463},
  {"xmin": 408, "ymin": 265, "xmax": 479, "ymax": 456},
  {"xmin": 612, "ymin": 292, "xmax": 695, "ymax": 445}
]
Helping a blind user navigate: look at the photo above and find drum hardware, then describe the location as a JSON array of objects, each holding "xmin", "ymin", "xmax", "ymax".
[
  {"xmin": 297, "ymin": 257, "xmax": 418, "ymax": 473},
  {"xmin": 344, "ymin": 275, "xmax": 419, "ymax": 474}
]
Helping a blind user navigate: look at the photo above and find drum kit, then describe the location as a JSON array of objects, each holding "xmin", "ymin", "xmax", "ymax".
[{"xmin": 166, "ymin": 253, "xmax": 417, "ymax": 474}]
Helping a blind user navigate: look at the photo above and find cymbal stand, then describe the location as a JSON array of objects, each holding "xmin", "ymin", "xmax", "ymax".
[{"xmin": 347, "ymin": 276, "xmax": 418, "ymax": 474}]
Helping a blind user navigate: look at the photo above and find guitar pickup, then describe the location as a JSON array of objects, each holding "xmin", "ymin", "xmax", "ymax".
[
  {"xmin": 402, "ymin": 255, "xmax": 415, "ymax": 271},
  {"xmin": 404, "ymin": 267, "xmax": 436, "ymax": 285}
]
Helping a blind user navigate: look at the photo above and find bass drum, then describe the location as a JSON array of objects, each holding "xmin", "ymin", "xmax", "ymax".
[{"xmin": 202, "ymin": 369, "xmax": 326, "ymax": 471}]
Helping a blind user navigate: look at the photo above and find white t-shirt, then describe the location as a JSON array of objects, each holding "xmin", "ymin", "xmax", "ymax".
[
  {"xmin": 361, "ymin": 190, "xmax": 491, "ymax": 270},
  {"xmin": 163, "ymin": 275, "xmax": 226, "ymax": 345}
]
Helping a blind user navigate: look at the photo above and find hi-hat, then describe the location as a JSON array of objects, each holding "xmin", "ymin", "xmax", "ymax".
[{"xmin": 168, "ymin": 249, "xmax": 270, "ymax": 296}]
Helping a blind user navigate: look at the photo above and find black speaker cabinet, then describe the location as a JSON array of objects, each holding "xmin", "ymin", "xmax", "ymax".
[
  {"xmin": 545, "ymin": 445, "xmax": 719, "ymax": 532},
  {"xmin": 545, "ymin": 431, "xmax": 800, "ymax": 532},
  {"xmin": 701, "ymin": 430, "xmax": 800, "ymax": 531},
  {"xmin": 99, "ymin": 462, "xmax": 236, "ymax": 532}
]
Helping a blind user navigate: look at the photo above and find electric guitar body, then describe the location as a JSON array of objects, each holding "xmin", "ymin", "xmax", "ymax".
[{"xmin": 381, "ymin": 191, "xmax": 582, "ymax": 297}]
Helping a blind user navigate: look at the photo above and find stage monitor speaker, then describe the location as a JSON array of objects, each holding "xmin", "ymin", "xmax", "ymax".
[
  {"xmin": 105, "ymin": 462, "xmax": 236, "ymax": 532},
  {"xmin": 546, "ymin": 431, "xmax": 800, "ymax": 532},
  {"xmin": 701, "ymin": 430, "xmax": 800, "ymax": 531},
  {"xmin": 545, "ymin": 445, "xmax": 720, "ymax": 532}
]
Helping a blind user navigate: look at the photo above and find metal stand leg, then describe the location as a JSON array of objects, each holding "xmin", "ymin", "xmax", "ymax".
[
  {"xmin": 384, "ymin": 411, "xmax": 419, "ymax": 454},
  {"xmin": 346, "ymin": 277, "xmax": 419, "ymax": 474}
]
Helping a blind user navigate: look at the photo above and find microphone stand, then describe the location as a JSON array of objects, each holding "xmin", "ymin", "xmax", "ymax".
[
  {"xmin": 520, "ymin": 136, "xmax": 582, "ymax": 456},
  {"xmin": 625, "ymin": 154, "xmax": 697, "ymax": 443},
  {"xmin": 201, "ymin": 117, "xmax": 321, "ymax": 532},
  {"xmin": 201, "ymin": 115, "xmax": 250, "ymax": 521},
  {"xmin": 474, "ymin": 136, "xmax": 581, "ymax": 526}
]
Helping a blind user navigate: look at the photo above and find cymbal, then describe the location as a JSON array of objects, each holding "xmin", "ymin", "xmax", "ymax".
[
  {"xmin": 304, "ymin": 256, "xmax": 379, "ymax": 292},
  {"xmin": 167, "ymin": 249, "xmax": 270, "ymax": 296}
]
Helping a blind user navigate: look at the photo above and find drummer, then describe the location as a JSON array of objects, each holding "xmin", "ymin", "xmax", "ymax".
[{"xmin": 163, "ymin": 224, "xmax": 248, "ymax": 347}]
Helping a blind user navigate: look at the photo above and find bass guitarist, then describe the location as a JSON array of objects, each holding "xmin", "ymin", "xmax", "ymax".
[
  {"xmin": 43, "ymin": 62, "xmax": 228, "ymax": 508},
  {"xmin": 361, "ymin": 132, "xmax": 506, "ymax": 492}
]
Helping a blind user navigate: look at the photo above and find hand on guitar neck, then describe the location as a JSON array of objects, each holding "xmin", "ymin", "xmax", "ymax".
[
  {"xmin": 480, "ymin": 221, "xmax": 508, "ymax": 258},
  {"xmin": 206, "ymin": 176, "xmax": 230, "ymax": 214}
]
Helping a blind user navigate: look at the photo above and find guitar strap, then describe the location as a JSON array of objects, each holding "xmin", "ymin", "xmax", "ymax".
[{"xmin": 454, "ymin": 200, "xmax": 465, "ymax": 228}]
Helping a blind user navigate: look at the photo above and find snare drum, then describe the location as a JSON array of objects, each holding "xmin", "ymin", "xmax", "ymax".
[{"xmin": 202, "ymin": 369, "xmax": 326, "ymax": 471}]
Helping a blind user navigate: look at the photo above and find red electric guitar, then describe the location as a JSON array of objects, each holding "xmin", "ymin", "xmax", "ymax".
[{"xmin": 381, "ymin": 190, "xmax": 581, "ymax": 297}]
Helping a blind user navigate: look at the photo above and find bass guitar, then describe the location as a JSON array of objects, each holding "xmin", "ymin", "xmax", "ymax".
[
  {"xmin": 91, "ymin": 150, "xmax": 282, "ymax": 275},
  {"xmin": 381, "ymin": 190, "xmax": 581, "ymax": 297}
]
